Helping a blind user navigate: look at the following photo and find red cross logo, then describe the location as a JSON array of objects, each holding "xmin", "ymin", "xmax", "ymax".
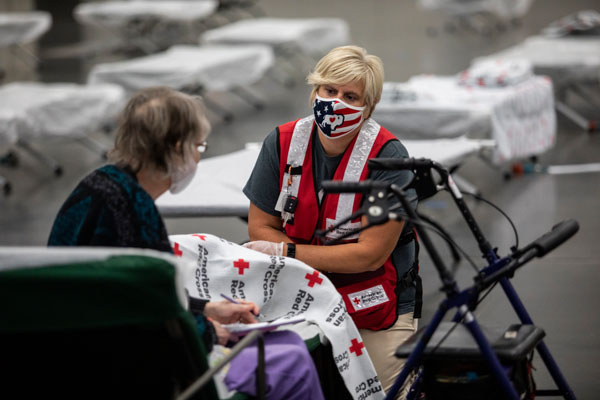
[
  {"xmin": 305, "ymin": 271, "xmax": 323, "ymax": 287},
  {"xmin": 353, "ymin": 297, "xmax": 361, "ymax": 306},
  {"xmin": 192, "ymin": 234, "xmax": 206, "ymax": 240},
  {"xmin": 233, "ymin": 259, "xmax": 250, "ymax": 275},
  {"xmin": 349, "ymin": 338, "xmax": 365, "ymax": 356},
  {"xmin": 173, "ymin": 242, "xmax": 183, "ymax": 257}
]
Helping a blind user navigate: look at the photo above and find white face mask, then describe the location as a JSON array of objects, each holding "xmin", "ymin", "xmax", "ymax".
[
  {"xmin": 169, "ymin": 157, "xmax": 198, "ymax": 194},
  {"xmin": 313, "ymin": 94, "xmax": 366, "ymax": 139}
]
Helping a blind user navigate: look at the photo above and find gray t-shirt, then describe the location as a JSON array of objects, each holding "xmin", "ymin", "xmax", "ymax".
[{"xmin": 243, "ymin": 123, "xmax": 418, "ymax": 314}]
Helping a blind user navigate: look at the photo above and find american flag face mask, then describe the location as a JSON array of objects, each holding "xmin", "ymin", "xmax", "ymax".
[{"xmin": 313, "ymin": 94, "xmax": 366, "ymax": 139}]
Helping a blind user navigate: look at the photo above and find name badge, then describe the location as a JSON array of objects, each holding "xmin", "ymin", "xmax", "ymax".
[
  {"xmin": 347, "ymin": 285, "xmax": 390, "ymax": 312},
  {"xmin": 325, "ymin": 218, "xmax": 361, "ymax": 240}
]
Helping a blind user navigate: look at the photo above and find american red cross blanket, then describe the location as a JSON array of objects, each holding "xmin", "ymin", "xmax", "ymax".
[{"xmin": 170, "ymin": 233, "xmax": 386, "ymax": 400}]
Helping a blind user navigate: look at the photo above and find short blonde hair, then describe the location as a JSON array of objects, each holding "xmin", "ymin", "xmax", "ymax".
[
  {"xmin": 109, "ymin": 87, "xmax": 211, "ymax": 175},
  {"xmin": 307, "ymin": 46, "xmax": 384, "ymax": 119}
]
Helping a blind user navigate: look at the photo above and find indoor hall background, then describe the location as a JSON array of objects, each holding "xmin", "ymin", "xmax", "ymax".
[{"xmin": 0, "ymin": 0, "xmax": 599, "ymax": 397}]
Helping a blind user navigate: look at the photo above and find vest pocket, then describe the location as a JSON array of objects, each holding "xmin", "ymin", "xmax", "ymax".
[{"xmin": 337, "ymin": 278, "xmax": 398, "ymax": 331}]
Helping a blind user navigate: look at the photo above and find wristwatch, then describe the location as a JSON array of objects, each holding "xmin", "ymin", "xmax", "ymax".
[{"xmin": 287, "ymin": 243, "xmax": 296, "ymax": 258}]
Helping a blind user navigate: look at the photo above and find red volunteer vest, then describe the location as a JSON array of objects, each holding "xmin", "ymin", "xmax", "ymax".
[{"xmin": 278, "ymin": 116, "xmax": 400, "ymax": 330}]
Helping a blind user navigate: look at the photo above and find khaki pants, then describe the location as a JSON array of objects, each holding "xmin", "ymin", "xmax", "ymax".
[{"xmin": 360, "ymin": 312, "xmax": 418, "ymax": 400}]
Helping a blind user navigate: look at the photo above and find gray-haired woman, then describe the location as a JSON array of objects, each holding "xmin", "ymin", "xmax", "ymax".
[{"xmin": 48, "ymin": 86, "xmax": 210, "ymax": 251}]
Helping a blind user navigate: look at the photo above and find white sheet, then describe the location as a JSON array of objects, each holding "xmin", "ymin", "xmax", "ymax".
[
  {"xmin": 0, "ymin": 11, "xmax": 52, "ymax": 46},
  {"xmin": 170, "ymin": 233, "xmax": 385, "ymax": 400},
  {"xmin": 201, "ymin": 17, "xmax": 351, "ymax": 55},
  {"xmin": 372, "ymin": 75, "xmax": 556, "ymax": 163},
  {"xmin": 74, "ymin": 1, "xmax": 218, "ymax": 29},
  {"xmin": 156, "ymin": 137, "xmax": 489, "ymax": 217},
  {"xmin": 0, "ymin": 82, "xmax": 125, "ymax": 144},
  {"xmin": 88, "ymin": 44, "xmax": 274, "ymax": 93},
  {"xmin": 475, "ymin": 35, "xmax": 600, "ymax": 84}
]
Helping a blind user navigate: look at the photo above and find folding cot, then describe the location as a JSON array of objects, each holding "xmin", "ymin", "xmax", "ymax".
[
  {"xmin": 417, "ymin": 0, "xmax": 534, "ymax": 36},
  {"xmin": 88, "ymin": 44, "xmax": 274, "ymax": 122},
  {"xmin": 0, "ymin": 11, "xmax": 51, "ymax": 48},
  {"xmin": 200, "ymin": 17, "xmax": 351, "ymax": 80},
  {"xmin": 474, "ymin": 34, "xmax": 600, "ymax": 132},
  {"xmin": 156, "ymin": 137, "xmax": 493, "ymax": 218},
  {"xmin": 201, "ymin": 17, "xmax": 351, "ymax": 57},
  {"xmin": 0, "ymin": 11, "xmax": 53, "ymax": 193},
  {"xmin": 371, "ymin": 74, "xmax": 556, "ymax": 166},
  {"xmin": 73, "ymin": 1, "xmax": 220, "ymax": 54},
  {"xmin": 0, "ymin": 82, "xmax": 126, "ymax": 193}
]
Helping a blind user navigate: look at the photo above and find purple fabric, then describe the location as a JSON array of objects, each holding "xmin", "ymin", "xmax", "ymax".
[{"xmin": 224, "ymin": 330, "xmax": 325, "ymax": 400}]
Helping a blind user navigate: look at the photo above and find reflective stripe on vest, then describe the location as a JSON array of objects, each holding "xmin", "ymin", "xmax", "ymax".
[
  {"xmin": 283, "ymin": 115, "xmax": 381, "ymax": 241},
  {"xmin": 278, "ymin": 117, "xmax": 405, "ymax": 330}
]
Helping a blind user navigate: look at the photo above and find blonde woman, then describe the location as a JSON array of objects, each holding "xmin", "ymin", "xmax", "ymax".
[{"xmin": 243, "ymin": 45, "xmax": 421, "ymax": 397}]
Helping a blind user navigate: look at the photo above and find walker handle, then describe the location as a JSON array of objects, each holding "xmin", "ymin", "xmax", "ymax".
[
  {"xmin": 525, "ymin": 219, "xmax": 579, "ymax": 257},
  {"xmin": 480, "ymin": 219, "xmax": 580, "ymax": 288},
  {"xmin": 368, "ymin": 157, "xmax": 434, "ymax": 171},
  {"xmin": 321, "ymin": 179, "xmax": 388, "ymax": 194}
]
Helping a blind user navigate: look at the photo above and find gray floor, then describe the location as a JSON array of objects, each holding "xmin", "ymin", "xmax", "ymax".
[{"xmin": 1, "ymin": 0, "xmax": 599, "ymax": 398}]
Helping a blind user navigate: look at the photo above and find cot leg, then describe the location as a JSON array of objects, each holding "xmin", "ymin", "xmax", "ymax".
[
  {"xmin": 76, "ymin": 137, "xmax": 109, "ymax": 159},
  {"xmin": 231, "ymin": 86, "xmax": 265, "ymax": 110},
  {"xmin": 555, "ymin": 100, "xmax": 598, "ymax": 133},
  {"xmin": 10, "ymin": 44, "xmax": 40, "ymax": 68},
  {"xmin": 276, "ymin": 44, "xmax": 315, "ymax": 74},
  {"xmin": 266, "ymin": 64, "xmax": 296, "ymax": 88},
  {"xmin": 16, "ymin": 139, "xmax": 63, "ymax": 177},
  {"xmin": 203, "ymin": 97, "xmax": 234, "ymax": 123},
  {"xmin": 0, "ymin": 151, "xmax": 19, "ymax": 167},
  {"xmin": 0, "ymin": 175, "xmax": 11, "ymax": 195},
  {"xmin": 569, "ymin": 83, "xmax": 600, "ymax": 109}
]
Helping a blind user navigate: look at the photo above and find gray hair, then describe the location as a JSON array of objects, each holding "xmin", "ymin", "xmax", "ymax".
[{"xmin": 109, "ymin": 86, "xmax": 211, "ymax": 175}]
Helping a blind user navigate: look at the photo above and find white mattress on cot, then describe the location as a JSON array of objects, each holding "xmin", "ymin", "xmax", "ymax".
[
  {"xmin": 474, "ymin": 35, "xmax": 600, "ymax": 85},
  {"xmin": 0, "ymin": 82, "xmax": 125, "ymax": 144},
  {"xmin": 372, "ymin": 75, "xmax": 556, "ymax": 164},
  {"xmin": 477, "ymin": 35, "xmax": 600, "ymax": 70},
  {"xmin": 73, "ymin": 1, "xmax": 218, "ymax": 29},
  {"xmin": 156, "ymin": 137, "xmax": 489, "ymax": 218},
  {"xmin": 418, "ymin": 0, "xmax": 534, "ymax": 19},
  {"xmin": 88, "ymin": 44, "xmax": 275, "ymax": 93},
  {"xmin": 201, "ymin": 17, "xmax": 351, "ymax": 55},
  {"xmin": 0, "ymin": 11, "xmax": 52, "ymax": 47}
]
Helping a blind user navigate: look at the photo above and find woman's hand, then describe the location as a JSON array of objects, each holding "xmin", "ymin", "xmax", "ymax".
[
  {"xmin": 204, "ymin": 300, "xmax": 259, "ymax": 324},
  {"xmin": 243, "ymin": 240, "xmax": 284, "ymax": 256},
  {"xmin": 210, "ymin": 319, "xmax": 239, "ymax": 345}
]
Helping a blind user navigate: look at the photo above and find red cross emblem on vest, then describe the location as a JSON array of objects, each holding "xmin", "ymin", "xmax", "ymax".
[
  {"xmin": 233, "ymin": 259, "xmax": 250, "ymax": 275},
  {"xmin": 305, "ymin": 271, "xmax": 323, "ymax": 287},
  {"xmin": 349, "ymin": 338, "xmax": 365, "ymax": 356},
  {"xmin": 353, "ymin": 297, "xmax": 361, "ymax": 306},
  {"xmin": 192, "ymin": 234, "xmax": 206, "ymax": 240},
  {"xmin": 172, "ymin": 242, "xmax": 183, "ymax": 257}
]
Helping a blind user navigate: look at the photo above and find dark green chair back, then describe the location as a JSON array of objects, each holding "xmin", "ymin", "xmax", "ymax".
[{"xmin": 0, "ymin": 252, "xmax": 218, "ymax": 399}]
